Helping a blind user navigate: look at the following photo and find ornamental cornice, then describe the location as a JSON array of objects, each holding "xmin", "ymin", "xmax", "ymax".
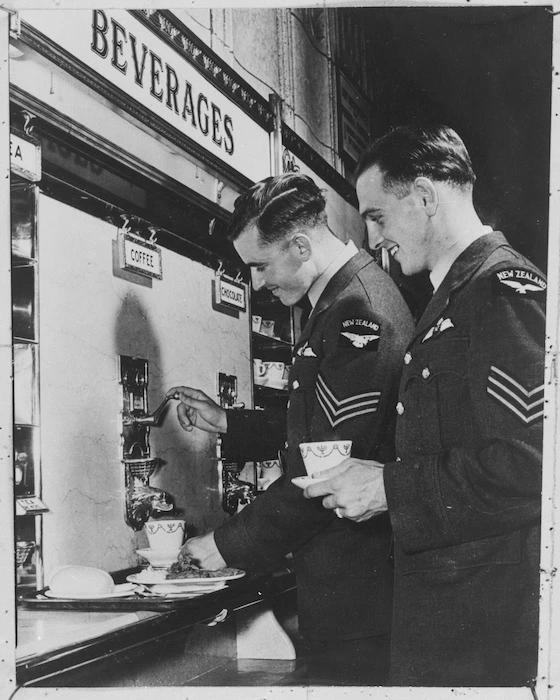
[{"xmin": 133, "ymin": 9, "xmax": 274, "ymax": 131}]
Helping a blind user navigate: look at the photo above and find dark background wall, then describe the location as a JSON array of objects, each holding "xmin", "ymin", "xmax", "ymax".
[{"xmin": 361, "ymin": 5, "xmax": 552, "ymax": 274}]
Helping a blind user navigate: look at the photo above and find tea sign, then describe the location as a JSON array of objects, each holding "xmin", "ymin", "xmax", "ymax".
[{"xmin": 10, "ymin": 132, "xmax": 41, "ymax": 182}]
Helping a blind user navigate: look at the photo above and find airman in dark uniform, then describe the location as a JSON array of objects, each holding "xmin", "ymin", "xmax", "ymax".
[
  {"xmin": 169, "ymin": 173, "xmax": 414, "ymax": 682},
  {"xmin": 307, "ymin": 125, "xmax": 546, "ymax": 686}
]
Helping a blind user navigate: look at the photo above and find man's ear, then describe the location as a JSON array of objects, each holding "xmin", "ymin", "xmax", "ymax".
[
  {"xmin": 414, "ymin": 177, "xmax": 438, "ymax": 217},
  {"xmin": 290, "ymin": 233, "xmax": 312, "ymax": 261}
]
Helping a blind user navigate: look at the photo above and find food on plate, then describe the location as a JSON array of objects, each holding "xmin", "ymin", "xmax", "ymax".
[
  {"xmin": 166, "ymin": 551, "xmax": 242, "ymax": 579},
  {"xmin": 49, "ymin": 565, "xmax": 115, "ymax": 596}
]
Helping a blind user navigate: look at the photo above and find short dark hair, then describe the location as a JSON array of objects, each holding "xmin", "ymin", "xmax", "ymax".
[
  {"xmin": 227, "ymin": 173, "xmax": 327, "ymax": 244},
  {"xmin": 355, "ymin": 124, "xmax": 476, "ymax": 198}
]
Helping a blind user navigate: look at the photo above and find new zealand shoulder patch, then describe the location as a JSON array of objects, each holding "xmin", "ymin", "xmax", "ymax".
[
  {"xmin": 492, "ymin": 268, "xmax": 547, "ymax": 299},
  {"xmin": 339, "ymin": 318, "xmax": 380, "ymax": 351}
]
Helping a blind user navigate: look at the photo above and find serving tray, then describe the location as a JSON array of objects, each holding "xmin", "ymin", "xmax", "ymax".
[{"xmin": 18, "ymin": 581, "xmax": 239, "ymax": 612}]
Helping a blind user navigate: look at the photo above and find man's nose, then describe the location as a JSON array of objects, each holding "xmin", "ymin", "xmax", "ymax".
[
  {"xmin": 366, "ymin": 227, "xmax": 385, "ymax": 251},
  {"xmin": 250, "ymin": 268, "xmax": 266, "ymax": 291}
]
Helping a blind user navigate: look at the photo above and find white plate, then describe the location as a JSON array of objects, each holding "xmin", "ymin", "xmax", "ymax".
[
  {"xmin": 44, "ymin": 583, "xmax": 136, "ymax": 600},
  {"xmin": 291, "ymin": 475, "xmax": 327, "ymax": 489},
  {"xmin": 126, "ymin": 570, "xmax": 245, "ymax": 586},
  {"xmin": 150, "ymin": 582, "xmax": 227, "ymax": 595},
  {"xmin": 147, "ymin": 590, "xmax": 220, "ymax": 599}
]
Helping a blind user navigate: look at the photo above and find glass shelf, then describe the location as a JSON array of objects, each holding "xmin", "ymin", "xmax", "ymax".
[{"xmin": 252, "ymin": 331, "xmax": 293, "ymax": 351}]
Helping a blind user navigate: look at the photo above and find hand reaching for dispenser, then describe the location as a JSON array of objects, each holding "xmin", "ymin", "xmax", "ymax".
[{"xmin": 166, "ymin": 386, "xmax": 228, "ymax": 434}]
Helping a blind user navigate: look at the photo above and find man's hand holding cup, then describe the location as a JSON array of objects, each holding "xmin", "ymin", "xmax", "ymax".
[{"xmin": 303, "ymin": 453, "xmax": 389, "ymax": 523}]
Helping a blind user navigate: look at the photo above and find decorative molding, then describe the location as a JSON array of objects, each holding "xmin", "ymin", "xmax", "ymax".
[{"xmin": 133, "ymin": 10, "xmax": 273, "ymax": 132}]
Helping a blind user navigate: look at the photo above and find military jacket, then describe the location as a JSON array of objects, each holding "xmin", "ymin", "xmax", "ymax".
[
  {"xmin": 216, "ymin": 250, "xmax": 414, "ymax": 640},
  {"xmin": 384, "ymin": 232, "xmax": 546, "ymax": 685}
]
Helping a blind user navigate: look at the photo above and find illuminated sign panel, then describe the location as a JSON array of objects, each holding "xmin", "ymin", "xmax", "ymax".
[{"xmin": 20, "ymin": 9, "xmax": 271, "ymax": 182}]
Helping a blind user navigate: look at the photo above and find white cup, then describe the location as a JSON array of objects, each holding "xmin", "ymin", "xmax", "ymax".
[
  {"xmin": 144, "ymin": 519, "xmax": 185, "ymax": 551},
  {"xmin": 253, "ymin": 358, "xmax": 266, "ymax": 384},
  {"xmin": 260, "ymin": 319, "xmax": 275, "ymax": 337},
  {"xmin": 252, "ymin": 315, "xmax": 262, "ymax": 332},
  {"xmin": 257, "ymin": 459, "xmax": 283, "ymax": 491},
  {"xmin": 299, "ymin": 440, "xmax": 352, "ymax": 478},
  {"xmin": 263, "ymin": 361, "xmax": 285, "ymax": 386}
]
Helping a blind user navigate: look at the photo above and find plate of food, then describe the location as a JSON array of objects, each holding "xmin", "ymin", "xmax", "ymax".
[
  {"xmin": 127, "ymin": 571, "xmax": 244, "ymax": 586},
  {"xmin": 127, "ymin": 553, "xmax": 245, "ymax": 587}
]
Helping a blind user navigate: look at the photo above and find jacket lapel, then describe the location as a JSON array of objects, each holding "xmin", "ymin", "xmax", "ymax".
[
  {"xmin": 411, "ymin": 232, "xmax": 510, "ymax": 345},
  {"xmin": 296, "ymin": 250, "xmax": 373, "ymax": 348}
]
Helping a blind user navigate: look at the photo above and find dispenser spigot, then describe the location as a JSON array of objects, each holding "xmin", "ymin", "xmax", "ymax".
[{"xmin": 125, "ymin": 392, "xmax": 179, "ymax": 426}]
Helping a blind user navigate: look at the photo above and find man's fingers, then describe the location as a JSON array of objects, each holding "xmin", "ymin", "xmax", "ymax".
[
  {"xmin": 168, "ymin": 386, "xmax": 209, "ymax": 402},
  {"xmin": 312, "ymin": 458, "xmax": 352, "ymax": 480},
  {"xmin": 303, "ymin": 479, "xmax": 334, "ymax": 499},
  {"xmin": 177, "ymin": 403, "xmax": 194, "ymax": 431}
]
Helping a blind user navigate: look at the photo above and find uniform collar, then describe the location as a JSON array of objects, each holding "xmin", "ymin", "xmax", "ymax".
[
  {"xmin": 429, "ymin": 226, "xmax": 493, "ymax": 292},
  {"xmin": 438, "ymin": 230, "xmax": 509, "ymax": 293},
  {"xmin": 307, "ymin": 240, "xmax": 358, "ymax": 309},
  {"xmin": 296, "ymin": 248, "xmax": 373, "ymax": 347},
  {"xmin": 415, "ymin": 230, "xmax": 510, "ymax": 340}
]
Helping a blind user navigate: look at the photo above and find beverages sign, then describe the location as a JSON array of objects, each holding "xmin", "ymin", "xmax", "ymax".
[{"xmin": 20, "ymin": 9, "xmax": 271, "ymax": 182}]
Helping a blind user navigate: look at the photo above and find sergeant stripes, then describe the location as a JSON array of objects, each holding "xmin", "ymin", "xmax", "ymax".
[
  {"xmin": 316, "ymin": 373, "xmax": 381, "ymax": 428},
  {"xmin": 486, "ymin": 365, "xmax": 544, "ymax": 424}
]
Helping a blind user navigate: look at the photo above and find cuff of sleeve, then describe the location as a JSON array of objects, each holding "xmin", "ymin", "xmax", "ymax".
[
  {"xmin": 220, "ymin": 410, "xmax": 254, "ymax": 461},
  {"xmin": 214, "ymin": 514, "xmax": 284, "ymax": 573}
]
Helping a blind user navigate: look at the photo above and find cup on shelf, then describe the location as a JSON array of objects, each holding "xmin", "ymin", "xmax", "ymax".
[
  {"xmin": 253, "ymin": 358, "xmax": 266, "ymax": 385},
  {"xmin": 252, "ymin": 315, "xmax": 262, "ymax": 333},
  {"xmin": 257, "ymin": 459, "xmax": 283, "ymax": 491},
  {"xmin": 254, "ymin": 360, "xmax": 290, "ymax": 389},
  {"xmin": 260, "ymin": 319, "xmax": 275, "ymax": 337},
  {"xmin": 264, "ymin": 361, "xmax": 285, "ymax": 387}
]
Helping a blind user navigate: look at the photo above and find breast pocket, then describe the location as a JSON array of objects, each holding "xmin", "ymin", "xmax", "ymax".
[{"xmin": 400, "ymin": 337, "xmax": 474, "ymax": 451}]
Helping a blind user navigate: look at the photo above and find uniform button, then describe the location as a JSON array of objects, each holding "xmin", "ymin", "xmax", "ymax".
[
  {"xmin": 422, "ymin": 367, "xmax": 431, "ymax": 379},
  {"xmin": 396, "ymin": 402, "xmax": 405, "ymax": 415},
  {"xmin": 404, "ymin": 352, "xmax": 412, "ymax": 364},
  {"xmin": 292, "ymin": 380, "xmax": 300, "ymax": 390}
]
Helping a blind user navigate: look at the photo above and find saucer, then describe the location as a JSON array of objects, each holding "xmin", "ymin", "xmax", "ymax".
[{"xmin": 136, "ymin": 548, "xmax": 180, "ymax": 569}]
